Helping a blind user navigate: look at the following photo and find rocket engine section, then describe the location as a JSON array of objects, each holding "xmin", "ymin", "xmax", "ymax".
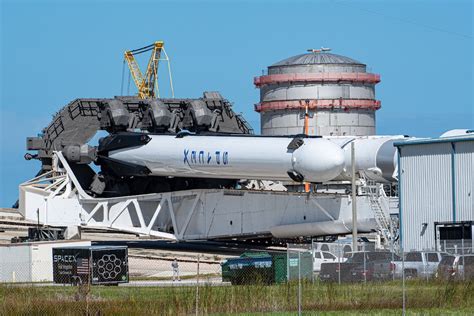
[{"xmin": 98, "ymin": 133, "xmax": 346, "ymax": 184}]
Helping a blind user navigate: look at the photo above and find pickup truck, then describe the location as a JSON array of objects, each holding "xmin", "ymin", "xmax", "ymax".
[
  {"xmin": 350, "ymin": 253, "xmax": 401, "ymax": 282},
  {"xmin": 319, "ymin": 251, "xmax": 394, "ymax": 282},
  {"xmin": 436, "ymin": 255, "xmax": 458, "ymax": 280},
  {"xmin": 437, "ymin": 254, "xmax": 474, "ymax": 280},
  {"xmin": 312, "ymin": 250, "xmax": 342, "ymax": 273},
  {"xmin": 453, "ymin": 254, "xmax": 474, "ymax": 280},
  {"xmin": 372, "ymin": 251, "xmax": 448, "ymax": 280}
]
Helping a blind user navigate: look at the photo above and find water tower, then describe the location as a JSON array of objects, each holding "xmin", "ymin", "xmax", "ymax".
[{"xmin": 254, "ymin": 49, "xmax": 381, "ymax": 136}]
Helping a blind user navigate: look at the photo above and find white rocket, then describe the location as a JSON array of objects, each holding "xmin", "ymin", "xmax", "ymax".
[
  {"xmin": 101, "ymin": 133, "xmax": 346, "ymax": 183},
  {"xmin": 98, "ymin": 132, "xmax": 407, "ymax": 183}
]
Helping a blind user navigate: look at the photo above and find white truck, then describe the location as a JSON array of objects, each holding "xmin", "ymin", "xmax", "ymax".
[
  {"xmin": 312, "ymin": 250, "xmax": 343, "ymax": 273},
  {"xmin": 373, "ymin": 251, "xmax": 448, "ymax": 280}
]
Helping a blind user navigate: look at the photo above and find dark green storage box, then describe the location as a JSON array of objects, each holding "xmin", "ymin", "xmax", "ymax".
[
  {"xmin": 221, "ymin": 251, "xmax": 313, "ymax": 285},
  {"xmin": 284, "ymin": 251, "xmax": 313, "ymax": 282}
]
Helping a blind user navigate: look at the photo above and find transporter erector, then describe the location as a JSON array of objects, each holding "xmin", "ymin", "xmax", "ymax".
[{"xmin": 20, "ymin": 94, "xmax": 403, "ymax": 244}]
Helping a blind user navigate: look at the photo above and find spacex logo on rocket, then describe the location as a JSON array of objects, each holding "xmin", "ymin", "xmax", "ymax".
[{"xmin": 184, "ymin": 149, "xmax": 229, "ymax": 166}]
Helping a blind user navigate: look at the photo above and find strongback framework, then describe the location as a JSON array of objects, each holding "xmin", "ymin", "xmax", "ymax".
[{"xmin": 26, "ymin": 93, "xmax": 253, "ymax": 173}]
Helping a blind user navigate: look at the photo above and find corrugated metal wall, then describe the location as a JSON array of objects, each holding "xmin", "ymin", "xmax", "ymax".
[
  {"xmin": 400, "ymin": 143, "xmax": 453, "ymax": 251},
  {"xmin": 399, "ymin": 139, "xmax": 474, "ymax": 251},
  {"xmin": 454, "ymin": 141, "xmax": 474, "ymax": 221}
]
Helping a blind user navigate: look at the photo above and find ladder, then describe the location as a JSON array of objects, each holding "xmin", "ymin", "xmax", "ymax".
[{"xmin": 365, "ymin": 181, "xmax": 394, "ymax": 246}]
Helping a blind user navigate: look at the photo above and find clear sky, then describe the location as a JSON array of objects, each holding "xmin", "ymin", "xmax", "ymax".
[{"xmin": 0, "ymin": 0, "xmax": 472, "ymax": 207}]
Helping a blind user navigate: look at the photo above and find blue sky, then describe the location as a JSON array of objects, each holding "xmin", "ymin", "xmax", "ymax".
[{"xmin": 0, "ymin": 0, "xmax": 472, "ymax": 207}]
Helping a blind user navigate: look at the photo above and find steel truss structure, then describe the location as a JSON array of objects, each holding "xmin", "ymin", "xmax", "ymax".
[{"xmin": 19, "ymin": 152, "xmax": 391, "ymax": 241}]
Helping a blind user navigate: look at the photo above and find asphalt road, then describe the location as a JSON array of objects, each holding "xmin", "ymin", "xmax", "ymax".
[{"xmin": 93, "ymin": 239, "xmax": 285, "ymax": 256}]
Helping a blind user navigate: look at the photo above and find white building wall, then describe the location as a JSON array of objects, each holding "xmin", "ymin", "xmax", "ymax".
[
  {"xmin": 30, "ymin": 241, "xmax": 91, "ymax": 282},
  {"xmin": 454, "ymin": 141, "xmax": 474, "ymax": 221},
  {"xmin": 0, "ymin": 240, "xmax": 91, "ymax": 283},
  {"xmin": 399, "ymin": 138, "xmax": 474, "ymax": 251},
  {"xmin": 0, "ymin": 246, "xmax": 31, "ymax": 282}
]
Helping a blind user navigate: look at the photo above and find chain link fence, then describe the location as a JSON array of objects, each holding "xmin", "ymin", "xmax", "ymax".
[
  {"xmin": 0, "ymin": 239, "xmax": 473, "ymax": 314},
  {"xmin": 128, "ymin": 252, "xmax": 222, "ymax": 285}
]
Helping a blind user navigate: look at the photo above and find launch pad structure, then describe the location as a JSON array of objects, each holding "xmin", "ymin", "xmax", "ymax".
[
  {"xmin": 18, "ymin": 91, "xmax": 398, "ymax": 245},
  {"xmin": 19, "ymin": 150, "xmax": 390, "ymax": 242},
  {"xmin": 15, "ymin": 45, "xmax": 406, "ymax": 247}
]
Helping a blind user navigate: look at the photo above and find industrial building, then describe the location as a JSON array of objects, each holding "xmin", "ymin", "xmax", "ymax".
[
  {"xmin": 254, "ymin": 50, "xmax": 380, "ymax": 136},
  {"xmin": 0, "ymin": 240, "xmax": 91, "ymax": 282},
  {"xmin": 395, "ymin": 131, "xmax": 474, "ymax": 252}
]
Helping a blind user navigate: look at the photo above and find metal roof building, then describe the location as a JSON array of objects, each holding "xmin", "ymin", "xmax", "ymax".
[{"xmin": 394, "ymin": 131, "xmax": 474, "ymax": 252}]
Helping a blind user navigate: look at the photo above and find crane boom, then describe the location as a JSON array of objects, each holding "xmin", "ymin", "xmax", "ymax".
[
  {"xmin": 144, "ymin": 41, "xmax": 163, "ymax": 98},
  {"xmin": 124, "ymin": 41, "xmax": 166, "ymax": 99},
  {"xmin": 124, "ymin": 51, "xmax": 146, "ymax": 98}
]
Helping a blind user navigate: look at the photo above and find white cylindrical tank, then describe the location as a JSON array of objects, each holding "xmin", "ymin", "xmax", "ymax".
[
  {"xmin": 107, "ymin": 134, "xmax": 346, "ymax": 183},
  {"xmin": 255, "ymin": 52, "xmax": 381, "ymax": 136},
  {"xmin": 326, "ymin": 135, "xmax": 407, "ymax": 183}
]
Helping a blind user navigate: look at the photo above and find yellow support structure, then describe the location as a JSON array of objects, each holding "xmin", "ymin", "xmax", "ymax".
[
  {"xmin": 124, "ymin": 41, "xmax": 165, "ymax": 99},
  {"xmin": 144, "ymin": 41, "xmax": 163, "ymax": 99}
]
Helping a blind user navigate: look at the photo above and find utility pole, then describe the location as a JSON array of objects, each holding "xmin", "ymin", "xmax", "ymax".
[
  {"xmin": 196, "ymin": 254, "xmax": 200, "ymax": 316},
  {"xmin": 351, "ymin": 142, "xmax": 358, "ymax": 251},
  {"xmin": 304, "ymin": 99, "xmax": 311, "ymax": 193}
]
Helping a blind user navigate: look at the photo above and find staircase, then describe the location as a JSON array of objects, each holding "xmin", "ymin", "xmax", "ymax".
[
  {"xmin": 235, "ymin": 113, "xmax": 254, "ymax": 135},
  {"xmin": 364, "ymin": 181, "xmax": 395, "ymax": 247}
]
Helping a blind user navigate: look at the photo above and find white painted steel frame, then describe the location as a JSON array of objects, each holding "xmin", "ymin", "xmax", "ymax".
[{"xmin": 19, "ymin": 152, "xmax": 382, "ymax": 241}]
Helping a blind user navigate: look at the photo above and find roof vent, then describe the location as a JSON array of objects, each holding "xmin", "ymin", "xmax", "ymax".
[{"xmin": 307, "ymin": 47, "xmax": 331, "ymax": 53}]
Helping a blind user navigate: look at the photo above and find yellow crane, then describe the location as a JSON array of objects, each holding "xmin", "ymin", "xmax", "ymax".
[{"xmin": 124, "ymin": 41, "xmax": 174, "ymax": 99}]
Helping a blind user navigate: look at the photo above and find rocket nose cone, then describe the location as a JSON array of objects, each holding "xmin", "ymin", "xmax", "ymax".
[{"xmin": 293, "ymin": 139, "xmax": 345, "ymax": 183}]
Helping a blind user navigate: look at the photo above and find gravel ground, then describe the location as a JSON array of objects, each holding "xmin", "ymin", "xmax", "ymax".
[{"xmin": 128, "ymin": 248, "xmax": 223, "ymax": 280}]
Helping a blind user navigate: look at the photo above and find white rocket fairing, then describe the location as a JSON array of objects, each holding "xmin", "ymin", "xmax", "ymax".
[{"xmin": 105, "ymin": 134, "xmax": 346, "ymax": 183}]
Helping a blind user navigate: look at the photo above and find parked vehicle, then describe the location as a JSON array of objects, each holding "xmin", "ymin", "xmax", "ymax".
[
  {"xmin": 454, "ymin": 254, "xmax": 474, "ymax": 279},
  {"xmin": 436, "ymin": 255, "xmax": 457, "ymax": 280},
  {"xmin": 373, "ymin": 251, "xmax": 448, "ymax": 280},
  {"xmin": 351, "ymin": 253, "xmax": 401, "ymax": 282},
  {"xmin": 319, "ymin": 251, "xmax": 393, "ymax": 282},
  {"xmin": 312, "ymin": 250, "xmax": 341, "ymax": 273}
]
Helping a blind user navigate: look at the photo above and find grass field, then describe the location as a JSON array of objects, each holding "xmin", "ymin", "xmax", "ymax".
[{"xmin": 0, "ymin": 280, "xmax": 472, "ymax": 315}]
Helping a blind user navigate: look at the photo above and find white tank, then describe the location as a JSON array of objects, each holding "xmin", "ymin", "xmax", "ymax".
[
  {"xmin": 255, "ymin": 52, "xmax": 381, "ymax": 137},
  {"xmin": 440, "ymin": 129, "xmax": 473, "ymax": 138},
  {"xmin": 107, "ymin": 134, "xmax": 346, "ymax": 183},
  {"xmin": 326, "ymin": 135, "xmax": 407, "ymax": 183}
]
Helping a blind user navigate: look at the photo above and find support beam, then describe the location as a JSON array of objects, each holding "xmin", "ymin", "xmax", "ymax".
[{"xmin": 352, "ymin": 141, "xmax": 358, "ymax": 251}]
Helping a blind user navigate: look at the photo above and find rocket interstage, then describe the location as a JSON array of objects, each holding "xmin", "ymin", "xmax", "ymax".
[{"xmin": 98, "ymin": 133, "xmax": 346, "ymax": 183}]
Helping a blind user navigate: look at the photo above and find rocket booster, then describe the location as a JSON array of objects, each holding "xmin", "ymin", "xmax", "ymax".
[{"xmin": 99, "ymin": 133, "xmax": 346, "ymax": 183}]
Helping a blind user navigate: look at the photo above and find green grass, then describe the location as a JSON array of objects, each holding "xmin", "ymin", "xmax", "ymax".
[
  {"xmin": 0, "ymin": 280, "xmax": 472, "ymax": 315},
  {"xmin": 129, "ymin": 272, "xmax": 221, "ymax": 281}
]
